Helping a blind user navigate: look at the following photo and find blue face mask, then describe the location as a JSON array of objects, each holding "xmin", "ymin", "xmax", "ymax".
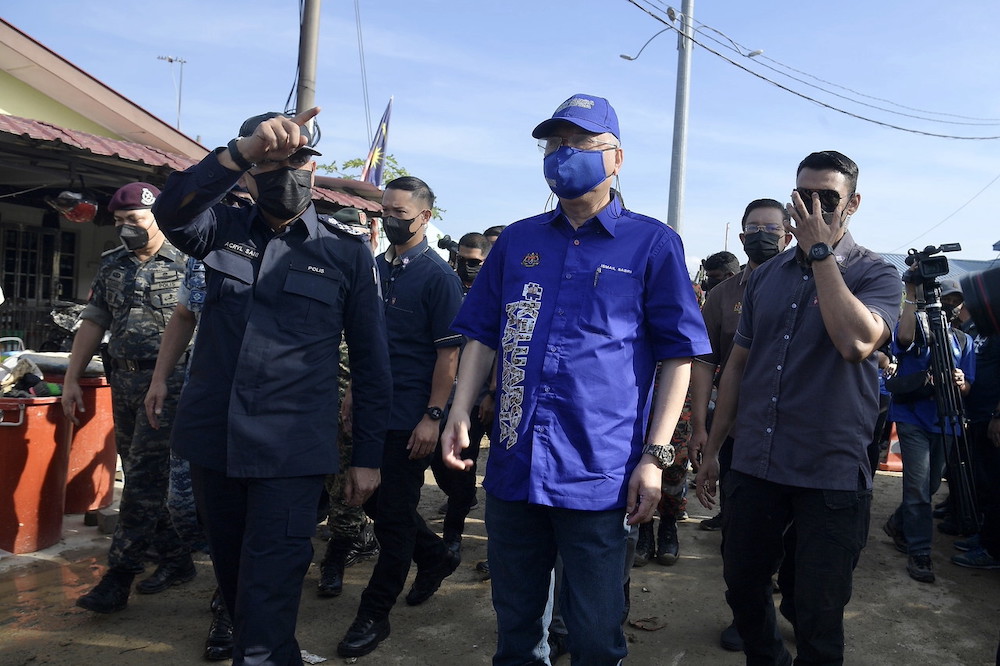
[{"xmin": 543, "ymin": 146, "xmax": 609, "ymax": 199}]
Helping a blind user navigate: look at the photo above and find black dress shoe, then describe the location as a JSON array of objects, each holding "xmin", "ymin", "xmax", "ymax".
[
  {"xmin": 204, "ymin": 604, "xmax": 234, "ymax": 661},
  {"xmin": 76, "ymin": 570, "xmax": 134, "ymax": 613},
  {"xmin": 337, "ymin": 616, "xmax": 391, "ymax": 657},
  {"xmin": 405, "ymin": 548, "xmax": 460, "ymax": 606},
  {"xmin": 136, "ymin": 556, "xmax": 196, "ymax": 594}
]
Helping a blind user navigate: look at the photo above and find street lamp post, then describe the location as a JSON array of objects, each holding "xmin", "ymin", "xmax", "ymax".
[
  {"xmin": 157, "ymin": 55, "xmax": 187, "ymax": 130},
  {"xmin": 621, "ymin": 5, "xmax": 762, "ymax": 236}
]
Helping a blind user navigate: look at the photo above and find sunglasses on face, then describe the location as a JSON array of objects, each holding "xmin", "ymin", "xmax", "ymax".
[{"xmin": 795, "ymin": 188, "xmax": 846, "ymax": 214}]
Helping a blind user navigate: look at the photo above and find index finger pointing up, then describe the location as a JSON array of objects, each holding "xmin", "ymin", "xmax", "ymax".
[{"xmin": 292, "ymin": 106, "xmax": 321, "ymax": 127}]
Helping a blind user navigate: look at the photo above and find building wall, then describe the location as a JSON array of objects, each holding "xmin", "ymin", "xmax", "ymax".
[{"xmin": 0, "ymin": 70, "xmax": 119, "ymax": 139}]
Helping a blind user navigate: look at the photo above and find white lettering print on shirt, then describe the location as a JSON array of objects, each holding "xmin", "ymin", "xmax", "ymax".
[{"xmin": 499, "ymin": 282, "xmax": 543, "ymax": 450}]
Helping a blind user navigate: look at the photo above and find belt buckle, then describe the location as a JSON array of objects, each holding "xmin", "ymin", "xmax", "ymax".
[{"xmin": 124, "ymin": 359, "xmax": 139, "ymax": 372}]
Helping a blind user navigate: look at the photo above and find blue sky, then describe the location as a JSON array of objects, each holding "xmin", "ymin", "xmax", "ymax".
[{"xmin": 6, "ymin": 1, "xmax": 1000, "ymax": 271}]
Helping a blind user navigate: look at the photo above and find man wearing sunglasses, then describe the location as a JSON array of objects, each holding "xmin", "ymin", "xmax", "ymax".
[
  {"xmin": 441, "ymin": 94, "xmax": 710, "ymax": 664},
  {"xmin": 695, "ymin": 151, "xmax": 900, "ymax": 664},
  {"xmin": 153, "ymin": 108, "xmax": 392, "ymax": 664}
]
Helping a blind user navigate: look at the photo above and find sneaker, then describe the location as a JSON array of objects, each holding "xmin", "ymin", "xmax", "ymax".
[
  {"xmin": 882, "ymin": 519, "xmax": 907, "ymax": 554},
  {"xmin": 906, "ymin": 554, "xmax": 935, "ymax": 583},
  {"xmin": 700, "ymin": 514, "xmax": 723, "ymax": 531},
  {"xmin": 951, "ymin": 546, "xmax": 1000, "ymax": 569},
  {"xmin": 954, "ymin": 534, "xmax": 981, "ymax": 552}
]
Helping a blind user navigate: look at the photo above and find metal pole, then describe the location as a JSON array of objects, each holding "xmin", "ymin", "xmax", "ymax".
[
  {"xmin": 297, "ymin": 0, "xmax": 322, "ymax": 120},
  {"xmin": 177, "ymin": 59, "xmax": 184, "ymax": 131},
  {"xmin": 666, "ymin": 0, "xmax": 694, "ymax": 234}
]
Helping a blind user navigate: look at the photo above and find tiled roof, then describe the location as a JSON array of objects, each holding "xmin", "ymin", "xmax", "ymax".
[{"xmin": 0, "ymin": 113, "xmax": 381, "ymax": 212}]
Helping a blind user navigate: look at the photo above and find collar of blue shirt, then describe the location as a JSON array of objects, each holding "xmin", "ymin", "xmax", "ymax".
[{"xmin": 541, "ymin": 191, "xmax": 625, "ymax": 238}]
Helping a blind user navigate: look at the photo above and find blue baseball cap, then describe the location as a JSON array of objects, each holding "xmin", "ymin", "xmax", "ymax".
[{"xmin": 531, "ymin": 94, "xmax": 620, "ymax": 141}]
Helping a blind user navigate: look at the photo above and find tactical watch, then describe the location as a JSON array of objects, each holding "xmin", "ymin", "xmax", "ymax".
[
  {"xmin": 641, "ymin": 443, "xmax": 675, "ymax": 470},
  {"xmin": 425, "ymin": 406, "xmax": 444, "ymax": 421},
  {"xmin": 808, "ymin": 242, "xmax": 834, "ymax": 264}
]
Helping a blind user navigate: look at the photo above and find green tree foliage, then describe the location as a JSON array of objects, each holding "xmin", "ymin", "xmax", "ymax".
[{"xmin": 318, "ymin": 154, "xmax": 445, "ymax": 219}]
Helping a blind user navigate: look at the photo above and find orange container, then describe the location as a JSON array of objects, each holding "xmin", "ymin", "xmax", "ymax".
[
  {"xmin": 0, "ymin": 396, "xmax": 72, "ymax": 554},
  {"xmin": 48, "ymin": 375, "xmax": 116, "ymax": 513}
]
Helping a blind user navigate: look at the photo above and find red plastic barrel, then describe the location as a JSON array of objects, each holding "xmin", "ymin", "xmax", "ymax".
[{"xmin": 0, "ymin": 396, "xmax": 72, "ymax": 554}]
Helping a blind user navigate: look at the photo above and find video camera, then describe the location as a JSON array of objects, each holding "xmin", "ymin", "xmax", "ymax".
[
  {"xmin": 902, "ymin": 243, "xmax": 961, "ymax": 289},
  {"xmin": 437, "ymin": 235, "xmax": 460, "ymax": 254}
]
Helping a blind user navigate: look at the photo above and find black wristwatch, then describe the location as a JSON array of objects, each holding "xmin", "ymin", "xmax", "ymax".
[
  {"xmin": 641, "ymin": 443, "xmax": 675, "ymax": 470},
  {"xmin": 808, "ymin": 242, "xmax": 834, "ymax": 264},
  {"xmin": 425, "ymin": 406, "xmax": 444, "ymax": 421},
  {"xmin": 227, "ymin": 138, "xmax": 255, "ymax": 171}
]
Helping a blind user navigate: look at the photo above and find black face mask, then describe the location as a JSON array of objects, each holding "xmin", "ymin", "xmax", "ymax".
[
  {"xmin": 700, "ymin": 277, "xmax": 722, "ymax": 293},
  {"xmin": 457, "ymin": 257, "xmax": 483, "ymax": 285},
  {"xmin": 253, "ymin": 167, "xmax": 313, "ymax": 221},
  {"xmin": 383, "ymin": 215, "xmax": 420, "ymax": 245},
  {"xmin": 743, "ymin": 231, "xmax": 782, "ymax": 265},
  {"xmin": 118, "ymin": 224, "xmax": 149, "ymax": 251}
]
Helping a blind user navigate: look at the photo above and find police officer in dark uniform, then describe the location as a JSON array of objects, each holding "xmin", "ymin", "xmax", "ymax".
[
  {"xmin": 152, "ymin": 108, "xmax": 392, "ymax": 665},
  {"xmin": 64, "ymin": 182, "xmax": 194, "ymax": 613}
]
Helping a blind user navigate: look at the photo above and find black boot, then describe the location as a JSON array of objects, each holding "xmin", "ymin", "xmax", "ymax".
[
  {"xmin": 204, "ymin": 601, "xmax": 234, "ymax": 661},
  {"xmin": 77, "ymin": 568, "xmax": 134, "ymax": 613},
  {"xmin": 633, "ymin": 521, "xmax": 654, "ymax": 567},
  {"xmin": 345, "ymin": 522, "xmax": 380, "ymax": 567},
  {"xmin": 655, "ymin": 516, "xmax": 679, "ymax": 565},
  {"xmin": 318, "ymin": 537, "xmax": 350, "ymax": 597}
]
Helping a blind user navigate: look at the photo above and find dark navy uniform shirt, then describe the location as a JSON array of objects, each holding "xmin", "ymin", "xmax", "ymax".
[
  {"xmin": 731, "ymin": 232, "xmax": 900, "ymax": 490},
  {"xmin": 378, "ymin": 238, "xmax": 464, "ymax": 431},
  {"xmin": 152, "ymin": 149, "xmax": 392, "ymax": 477},
  {"xmin": 452, "ymin": 195, "xmax": 710, "ymax": 510}
]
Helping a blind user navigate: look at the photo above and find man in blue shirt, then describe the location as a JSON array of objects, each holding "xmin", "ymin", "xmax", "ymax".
[
  {"xmin": 441, "ymin": 94, "xmax": 710, "ymax": 664},
  {"xmin": 337, "ymin": 176, "xmax": 465, "ymax": 658},
  {"xmin": 695, "ymin": 151, "xmax": 901, "ymax": 665},
  {"xmin": 883, "ymin": 278, "xmax": 974, "ymax": 583},
  {"xmin": 153, "ymin": 108, "xmax": 392, "ymax": 665}
]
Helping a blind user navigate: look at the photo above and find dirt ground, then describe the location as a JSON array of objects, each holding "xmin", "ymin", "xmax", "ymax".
[{"xmin": 1, "ymin": 454, "xmax": 998, "ymax": 666}]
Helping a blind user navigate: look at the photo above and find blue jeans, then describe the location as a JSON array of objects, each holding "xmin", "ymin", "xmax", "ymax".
[
  {"xmin": 486, "ymin": 494, "xmax": 627, "ymax": 666},
  {"xmin": 722, "ymin": 470, "xmax": 870, "ymax": 666},
  {"xmin": 891, "ymin": 421, "xmax": 949, "ymax": 556}
]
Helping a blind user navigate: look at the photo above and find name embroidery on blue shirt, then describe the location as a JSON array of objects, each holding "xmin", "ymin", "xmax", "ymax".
[
  {"xmin": 500, "ymin": 282, "xmax": 543, "ymax": 450},
  {"xmin": 223, "ymin": 241, "xmax": 261, "ymax": 260}
]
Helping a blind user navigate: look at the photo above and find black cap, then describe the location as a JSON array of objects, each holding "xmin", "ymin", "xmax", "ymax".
[{"xmin": 238, "ymin": 112, "xmax": 321, "ymax": 156}]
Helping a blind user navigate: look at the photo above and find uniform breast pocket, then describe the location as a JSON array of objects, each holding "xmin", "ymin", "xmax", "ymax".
[
  {"xmin": 578, "ymin": 270, "xmax": 642, "ymax": 339},
  {"xmin": 204, "ymin": 250, "xmax": 255, "ymax": 315},
  {"xmin": 279, "ymin": 264, "xmax": 343, "ymax": 334}
]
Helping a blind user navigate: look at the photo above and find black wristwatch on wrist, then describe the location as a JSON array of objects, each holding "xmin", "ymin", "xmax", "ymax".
[
  {"xmin": 425, "ymin": 406, "xmax": 444, "ymax": 421},
  {"xmin": 808, "ymin": 242, "xmax": 834, "ymax": 264},
  {"xmin": 226, "ymin": 138, "xmax": 255, "ymax": 171}
]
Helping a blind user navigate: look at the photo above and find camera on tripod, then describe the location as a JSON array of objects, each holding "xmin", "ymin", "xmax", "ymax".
[
  {"xmin": 437, "ymin": 235, "xmax": 459, "ymax": 254},
  {"xmin": 902, "ymin": 243, "xmax": 961, "ymax": 289}
]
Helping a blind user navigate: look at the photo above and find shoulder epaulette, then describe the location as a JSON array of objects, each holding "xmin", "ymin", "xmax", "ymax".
[
  {"xmin": 101, "ymin": 244, "xmax": 128, "ymax": 258},
  {"xmin": 318, "ymin": 215, "xmax": 367, "ymax": 241}
]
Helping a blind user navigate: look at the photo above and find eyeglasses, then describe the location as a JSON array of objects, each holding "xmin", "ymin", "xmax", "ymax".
[
  {"xmin": 458, "ymin": 257, "xmax": 483, "ymax": 267},
  {"xmin": 795, "ymin": 188, "xmax": 847, "ymax": 214},
  {"xmin": 744, "ymin": 222, "xmax": 785, "ymax": 234},
  {"xmin": 537, "ymin": 135, "xmax": 620, "ymax": 155}
]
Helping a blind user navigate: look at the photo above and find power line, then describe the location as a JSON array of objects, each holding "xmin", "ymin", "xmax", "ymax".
[
  {"xmin": 355, "ymin": 0, "xmax": 373, "ymax": 145},
  {"xmin": 888, "ymin": 171, "xmax": 1000, "ymax": 253},
  {"xmin": 624, "ymin": 0, "xmax": 1000, "ymax": 140}
]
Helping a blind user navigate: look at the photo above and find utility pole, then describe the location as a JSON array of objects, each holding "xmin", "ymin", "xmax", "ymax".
[
  {"xmin": 297, "ymin": 0, "xmax": 322, "ymax": 129},
  {"xmin": 666, "ymin": 0, "xmax": 694, "ymax": 234},
  {"xmin": 157, "ymin": 55, "xmax": 186, "ymax": 130}
]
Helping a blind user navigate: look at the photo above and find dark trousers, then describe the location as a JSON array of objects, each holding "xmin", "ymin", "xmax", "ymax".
[
  {"xmin": 191, "ymin": 464, "xmax": 324, "ymax": 666},
  {"xmin": 430, "ymin": 413, "xmax": 486, "ymax": 541},
  {"xmin": 722, "ymin": 470, "xmax": 871, "ymax": 666},
  {"xmin": 359, "ymin": 430, "xmax": 445, "ymax": 619},
  {"xmin": 969, "ymin": 421, "xmax": 1000, "ymax": 556}
]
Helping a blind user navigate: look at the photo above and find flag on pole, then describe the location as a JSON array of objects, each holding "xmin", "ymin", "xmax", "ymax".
[{"xmin": 362, "ymin": 97, "xmax": 392, "ymax": 188}]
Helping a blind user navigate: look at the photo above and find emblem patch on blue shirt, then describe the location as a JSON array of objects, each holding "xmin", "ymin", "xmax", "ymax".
[{"xmin": 522, "ymin": 252, "xmax": 540, "ymax": 267}]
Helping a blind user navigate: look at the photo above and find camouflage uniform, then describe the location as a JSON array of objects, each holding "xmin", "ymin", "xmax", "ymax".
[
  {"xmin": 324, "ymin": 341, "xmax": 369, "ymax": 540},
  {"xmin": 167, "ymin": 256, "xmax": 208, "ymax": 553},
  {"xmin": 82, "ymin": 242, "xmax": 189, "ymax": 572}
]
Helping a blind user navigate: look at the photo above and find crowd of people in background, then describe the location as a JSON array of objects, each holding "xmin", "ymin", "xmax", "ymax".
[{"xmin": 58, "ymin": 95, "xmax": 1000, "ymax": 666}]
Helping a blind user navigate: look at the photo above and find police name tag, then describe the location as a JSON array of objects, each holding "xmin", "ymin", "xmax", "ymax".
[{"xmin": 223, "ymin": 241, "xmax": 261, "ymax": 260}]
